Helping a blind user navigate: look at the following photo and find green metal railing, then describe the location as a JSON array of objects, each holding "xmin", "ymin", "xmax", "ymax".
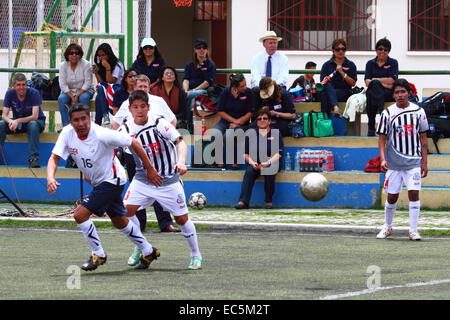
[{"xmin": 1, "ymin": 68, "xmax": 448, "ymax": 132}]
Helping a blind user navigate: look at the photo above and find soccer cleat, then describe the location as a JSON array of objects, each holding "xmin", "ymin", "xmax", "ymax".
[
  {"xmin": 134, "ymin": 247, "xmax": 160, "ymax": 270},
  {"xmin": 188, "ymin": 256, "xmax": 202, "ymax": 270},
  {"xmin": 81, "ymin": 253, "xmax": 107, "ymax": 271},
  {"xmin": 409, "ymin": 230, "xmax": 422, "ymax": 241},
  {"xmin": 127, "ymin": 247, "xmax": 142, "ymax": 266},
  {"xmin": 376, "ymin": 225, "xmax": 392, "ymax": 239}
]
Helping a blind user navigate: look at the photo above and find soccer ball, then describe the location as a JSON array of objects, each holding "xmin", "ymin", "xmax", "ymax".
[
  {"xmin": 300, "ymin": 173, "xmax": 329, "ymax": 202},
  {"xmin": 188, "ymin": 192, "xmax": 207, "ymax": 209}
]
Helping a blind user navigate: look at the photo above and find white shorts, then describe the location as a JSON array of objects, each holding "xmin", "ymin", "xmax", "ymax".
[
  {"xmin": 123, "ymin": 179, "xmax": 188, "ymax": 216},
  {"xmin": 383, "ymin": 167, "xmax": 422, "ymax": 194}
]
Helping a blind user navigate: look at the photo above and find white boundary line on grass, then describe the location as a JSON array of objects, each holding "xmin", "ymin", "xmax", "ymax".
[{"xmin": 319, "ymin": 279, "xmax": 450, "ymax": 300}]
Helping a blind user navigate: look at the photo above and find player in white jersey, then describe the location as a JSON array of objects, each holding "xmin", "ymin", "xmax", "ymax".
[
  {"xmin": 376, "ymin": 79, "xmax": 429, "ymax": 241},
  {"xmin": 121, "ymin": 90, "xmax": 202, "ymax": 270},
  {"xmin": 113, "ymin": 74, "xmax": 181, "ymax": 241},
  {"xmin": 47, "ymin": 103, "xmax": 163, "ymax": 270}
]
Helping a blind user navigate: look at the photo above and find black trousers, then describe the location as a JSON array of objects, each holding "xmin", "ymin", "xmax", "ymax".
[
  {"xmin": 124, "ymin": 152, "xmax": 174, "ymax": 232},
  {"xmin": 366, "ymin": 80, "xmax": 394, "ymax": 133}
]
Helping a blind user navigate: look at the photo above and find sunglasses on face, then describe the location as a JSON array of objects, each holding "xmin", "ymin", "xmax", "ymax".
[
  {"xmin": 143, "ymin": 46, "xmax": 154, "ymax": 50},
  {"xmin": 333, "ymin": 47, "xmax": 346, "ymax": 52},
  {"xmin": 163, "ymin": 71, "xmax": 175, "ymax": 76},
  {"xmin": 69, "ymin": 51, "xmax": 81, "ymax": 56},
  {"xmin": 376, "ymin": 47, "xmax": 389, "ymax": 52},
  {"xmin": 257, "ymin": 117, "xmax": 269, "ymax": 121},
  {"xmin": 127, "ymin": 74, "xmax": 137, "ymax": 78},
  {"xmin": 195, "ymin": 45, "xmax": 207, "ymax": 50}
]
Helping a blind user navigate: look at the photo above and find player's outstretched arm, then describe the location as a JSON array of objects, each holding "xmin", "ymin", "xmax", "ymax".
[
  {"xmin": 174, "ymin": 138, "xmax": 188, "ymax": 175},
  {"xmin": 47, "ymin": 154, "xmax": 61, "ymax": 194},
  {"xmin": 130, "ymin": 138, "xmax": 163, "ymax": 186}
]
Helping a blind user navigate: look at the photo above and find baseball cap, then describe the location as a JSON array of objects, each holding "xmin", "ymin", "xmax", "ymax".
[
  {"xmin": 141, "ymin": 38, "xmax": 156, "ymax": 47},
  {"xmin": 194, "ymin": 38, "xmax": 208, "ymax": 48}
]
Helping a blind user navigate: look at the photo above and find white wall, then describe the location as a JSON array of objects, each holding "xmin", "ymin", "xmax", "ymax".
[{"xmin": 231, "ymin": 0, "xmax": 450, "ymax": 99}]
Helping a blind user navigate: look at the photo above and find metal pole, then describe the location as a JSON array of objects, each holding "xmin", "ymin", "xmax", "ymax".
[
  {"xmin": 49, "ymin": 31, "xmax": 57, "ymax": 133},
  {"xmin": 146, "ymin": 0, "xmax": 152, "ymax": 38},
  {"xmin": 81, "ymin": 0, "xmax": 100, "ymax": 32},
  {"xmin": 41, "ymin": 0, "xmax": 62, "ymax": 31},
  {"xmin": 105, "ymin": 0, "xmax": 110, "ymax": 33},
  {"xmin": 127, "ymin": 0, "xmax": 133, "ymax": 68},
  {"xmin": 8, "ymin": 0, "xmax": 12, "ymax": 81}
]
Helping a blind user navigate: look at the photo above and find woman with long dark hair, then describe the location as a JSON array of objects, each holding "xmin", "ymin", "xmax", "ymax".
[
  {"xmin": 212, "ymin": 73, "xmax": 254, "ymax": 169},
  {"xmin": 112, "ymin": 68, "xmax": 139, "ymax": 115},
  {"xmin": 150, "ymin": 65, "xmax": 187, "ymax": 121},
  {"xmin": 132, "ymin": 38, "xmax": 165, "ymax": 89},
  {"xmin": 92, "ymin": 42, "xmax": 125, "ymax": 125}
]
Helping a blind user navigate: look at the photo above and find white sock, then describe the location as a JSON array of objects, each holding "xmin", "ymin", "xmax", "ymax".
[
  {"xmin": 119, "ymin": 221, "xmax": 153, "ymax": 256},
  {"xmin": 409, "ymin": 200, "xmax": 420, "ymax": 232},
  {"xmin": 78, "ymin": 220, "xmax": 105, "ymax": 257},
  {"xmin": 128, "ymin": 214, "xmax": 140, "ymax": 230},
  {"xmin": 179, "ymin": 218, "xmax": 201, "ymax": 257},
  {"xmin": 385, "ymin": 200, "xmax": 396, "ymax": 228}
]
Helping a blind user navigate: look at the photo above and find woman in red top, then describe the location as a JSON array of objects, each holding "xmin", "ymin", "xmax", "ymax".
[{"xmin": 151, "ymin": 65, "xmax": 187, "ymax": 122}]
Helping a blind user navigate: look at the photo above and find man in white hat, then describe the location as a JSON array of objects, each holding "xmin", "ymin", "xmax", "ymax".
[{"xmin": 250, "ymin": 31, "xmax": 289, "ymax": 88}]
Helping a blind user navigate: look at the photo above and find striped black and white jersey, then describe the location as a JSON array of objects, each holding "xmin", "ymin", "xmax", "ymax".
[
  {"xmin": 376, "ymin": 103, "xmax": 429, "ymax": 170},
  {"xmin": 119, "ymin": 112, "xmax": 182, "ymax": 186}
]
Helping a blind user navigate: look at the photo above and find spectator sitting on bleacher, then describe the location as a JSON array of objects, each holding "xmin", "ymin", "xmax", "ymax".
[
  {"xmin": 289, "ymin": 61, "xmax": 317, "ymax": 102},
  {"xmin": 150, "ymin": 65, "xmax": 187, "ymax": 125},
  {"xmin": 182, "ymin": 38, "xmax": 216, "ymax": 127},
  {"xmin": 0, "ymin": 73, "xmax": 46, "ymax": 168},
  {"xmin": 364, "ymin": 37, "xmax": 398, "ymax": 136},
  {"xmin": 235, "ymin": 109, "xmax": 284, "ymax": 210},
  {"xmin": 253, "ymin": 77, "xmax": 296, "ymax": 137},
  {"xmin": 58, "ymin": 43, "xmax": 94, "ymax": 128},
  {"xmin": 212, "ymin": 73, "xmax": 254, "ymax": 169},
  {"xmin": 92, "ymin": 43, "xmax": 125, "ymax": 126},
  {"xmin": 112, "ymin": 68, "xmax": 138, "ymax": 115},
  {"xmin": 318, "ymin": 39, "xmax": 357, "ymax": 117},
  {"xmin": 132, "ymin": 37, "xmax": 166, "ymax": 90}
]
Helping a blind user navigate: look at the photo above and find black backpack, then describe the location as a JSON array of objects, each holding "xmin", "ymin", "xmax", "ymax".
[
  {"xmin": 419, "ymin": 91, "xmax": 450, "ymax": 118},
  {"xmin": 427, "ymin": 115, "xmax": 450, "ymax": 154}
]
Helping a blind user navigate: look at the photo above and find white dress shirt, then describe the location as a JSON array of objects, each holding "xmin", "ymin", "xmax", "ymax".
[{"xmin": 250, "ymin": 50, "xmax": 289, "ymax": 87}]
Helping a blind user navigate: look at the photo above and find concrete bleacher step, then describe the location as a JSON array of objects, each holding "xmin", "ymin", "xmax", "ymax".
[
  {"xmin": 381, "ymin": 187, "xmax": 450, "ymax": 209},
  {"xmin": 422, "ymin": 170, "xmax": 450, "ymax": 187},
  {"xmin": 428, "ymin": 154, "xmax": 450, "ymax": 170}
]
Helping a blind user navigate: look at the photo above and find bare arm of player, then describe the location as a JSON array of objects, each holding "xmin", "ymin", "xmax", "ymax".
[
  {"xmin": 420, "ymin": 132, "xmax": 428, "ymax": 178},
  {"xmin": 174, "ymin": 138, "xmax": 188, "ymax": 175},
  {"xmin": 130, "ymin": 138, "xmax": 163, "ymax": 186},
  {"xmin": 46, "ymin": 154, "xmax": 61, "ymax": 194},
  {"xmin": 378, "ymin": 134, "xmax": 388, "ymax": 172}
]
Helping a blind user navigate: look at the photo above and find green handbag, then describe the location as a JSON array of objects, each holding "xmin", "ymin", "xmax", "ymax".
[{"xmin": 303, "ymin": 111, "xmax": 334, "ymax": 137}]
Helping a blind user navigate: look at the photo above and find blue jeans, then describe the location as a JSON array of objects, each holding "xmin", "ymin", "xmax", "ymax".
[
  {"xmin": 0, "ymin": 119, "xmax": 45, "ymax": 161},
  {"xmin": 58, "ymin": 91, "xmax": 93, "ymax": 127},
  {"xmin": 238, "ymin": 164, "xmax": 277, "ymax": 205},
  {"xmin": 319, "ymin": 83, "xmax": 350, "ymax": 114},
  {"xmin": 186, "ymin": 89, "xmax": 207, "ymax": 124}
]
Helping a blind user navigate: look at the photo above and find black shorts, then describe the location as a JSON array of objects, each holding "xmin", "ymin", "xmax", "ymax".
[{"xmin": 80, "ymin": 182, "xmax": 127, "ymax": 218}]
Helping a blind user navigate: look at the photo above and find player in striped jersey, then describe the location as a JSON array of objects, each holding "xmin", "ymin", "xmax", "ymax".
[
  {"xmin": 47, "ymin": 103, "xmax": 161, "ymax": 270},
  {"xmin": 121, "ymin": 90, "xmax": 202, "ymax": 270},
  {"xmin": 376, "ymin": 79, "xmax": 429, "ymax": 241}
]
